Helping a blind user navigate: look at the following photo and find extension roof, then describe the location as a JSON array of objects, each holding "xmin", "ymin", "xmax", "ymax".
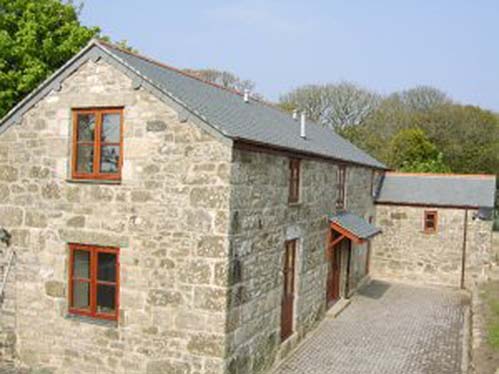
[
  {"xmin": 0, "ymin": 40, "xmax": 386, "ymax": 169},
  {"xmin": 376, "ymin": 172, "xmax": 497, "ymax": 208}
]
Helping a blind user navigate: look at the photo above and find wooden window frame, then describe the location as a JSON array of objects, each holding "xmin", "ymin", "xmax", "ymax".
[
  {"xmin": 71, "ymin": 108, "xmax": 124, "ymax": 181},
  {"xmin": 337, "ymin": 165, "xmax": 347, "ymax": 209},
  {"xmin": 424, "ymin": 210, "xmax": 438, "ymax": 234},
  {"xmin": 68, "ymin": 243, "xmax": 120, "ymax": 321},
  {"xmin": 288, "ymin": 159, "xmax": 301, "ymax": 204}
]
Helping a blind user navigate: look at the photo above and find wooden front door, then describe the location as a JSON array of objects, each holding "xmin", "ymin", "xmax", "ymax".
[
  {"xmin": 327, "ymin": 238, "xmax": 342, "ymax": 307},
  {"xmin": 281, "ymin": 240, "xmax": 296, "ymax": 342}
]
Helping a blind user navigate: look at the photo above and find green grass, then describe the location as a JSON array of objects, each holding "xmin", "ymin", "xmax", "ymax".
[{"xmin": 482, "ymin": 282, "xmax": 499, "ymax": 349}]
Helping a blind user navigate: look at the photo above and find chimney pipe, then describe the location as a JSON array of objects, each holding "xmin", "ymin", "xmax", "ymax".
[
  {"xmin": 243, "ymin": 89, "xmax": 250, "ymax": 103},
  {"xmin": 300, "ymin": 112, "xmax": 306, "ymax": 138}
]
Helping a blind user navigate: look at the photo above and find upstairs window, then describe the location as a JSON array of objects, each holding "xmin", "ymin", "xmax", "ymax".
[
  {"xmin": 288, "ymin": 159, "xmax": 301, "ymax": 204},
  {"xmin": 69, "ymin": 244, "xmax": 120, "ymax": 321},
  {"xmin": 424, "ymin": 211, "xmax": 438, "ymax": 233},
  {"xmin": 72, "ymin": 108, "xmax": 123, "ymax": 181},
  {"xmin": 337, "ymin": 165, "xmax": 347, "ymax": 209}
]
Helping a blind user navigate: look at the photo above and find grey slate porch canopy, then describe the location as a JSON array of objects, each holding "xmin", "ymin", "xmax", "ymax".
[{"xmin": 328, "ymin": 211, "xmax": 381, "ymax": 243}]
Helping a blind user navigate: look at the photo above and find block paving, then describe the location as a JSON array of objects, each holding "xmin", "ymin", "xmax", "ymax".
[{"xmin": 274, "ymin": 280, "xmax": 468, "ymax": 374}]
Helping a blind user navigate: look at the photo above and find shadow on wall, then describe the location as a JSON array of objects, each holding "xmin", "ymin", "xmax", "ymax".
[{"xmin": 357, "ymin": 279, "xmax": 391, "ymax": 300}]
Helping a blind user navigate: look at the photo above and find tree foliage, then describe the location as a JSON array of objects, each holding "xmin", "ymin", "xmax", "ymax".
[
  {"xmin": 389, "ymin": 128, "xmax": 451, "ymax": 173},
  {"xmin": 390, "ymin": 86, "xmax": 450, "ymax": 112},
  {"xmin": 279, "ymin": 82, "xmax": 381, "ymax": 131},
  {"xmin": 0, "ymin": 0, "xmax": 101, "ymax": 118},
  {"xmin": 280, "ymin": 82, "xmax": 499, "ymax": 175},
  {"xmin": 390, "ymin": 128, "xmax": 438, "ymax": 168}
]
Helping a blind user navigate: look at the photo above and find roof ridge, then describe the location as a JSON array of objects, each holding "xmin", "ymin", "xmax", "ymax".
[
  {"xmin": 387, "ymin": 171, "xmax": 496, "ymax": 179},
  {"xmin": 96, "ymin": 39, "xmax": 282, "ymax": 110}
]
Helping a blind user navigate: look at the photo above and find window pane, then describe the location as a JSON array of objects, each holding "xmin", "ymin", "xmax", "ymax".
[
  {"xmin": 101, "ymin": 113, "xmax": 121, "ymax": 143},
  {"xmin": 76, "ymin": 145, "xmax": 94, "ymax": 174},
  {"xmin": 73, "ymin": 250, "xmax": 90, "ymax": 278},
  {"xmin": 100, "ymin": 145, "xmax": 120, "ymax": 174},
  {"xmin": 77, "ymin": 114, "xmax": 96, "ymax": 141},
  {"xmin": 97, "ymin": 285, "xmax": 116, "ymax": 314},
  {"xmin": 72, "ymin": 281, "xmax": 90, "ymax": 309},
  {"xmin": 98, "ymin": 252, "xmax": 117, "ymax": 282}
]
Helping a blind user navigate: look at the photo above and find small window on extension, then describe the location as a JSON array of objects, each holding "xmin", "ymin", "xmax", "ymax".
[{"xmin": 424, "ymin": 210, "xmax": 438, "ymax": 233}]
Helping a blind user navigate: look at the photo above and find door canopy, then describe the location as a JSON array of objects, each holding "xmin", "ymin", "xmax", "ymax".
[{"xmin": 328, "ymin": 211, "xmax": 381, "ymax": 246}]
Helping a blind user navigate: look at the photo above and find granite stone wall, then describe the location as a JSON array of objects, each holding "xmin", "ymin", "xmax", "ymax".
[
  {"xmin": 344, "ymin": 167, "xmax": 376, "ymax": 294},
  {"xmin": 372, "ymin": 205, "xmax": 494, "ymax": 288},
  {"xmin": 0, "ymin": 55, "xmax": 379, "ymax": 374},
  {"xmin": 492, "ymin": 232, "xmax": 499, "ymax": 263},
  {"xmin": 0, "ymin": 59, "xmax": 233, "ymax": 374},
  {"xmin": 0, "ymin": 243, "xmax": 16, "ymax": 363},
  {"xmin": 225, "ymin": 151, "xmax": 376, "ymax": 374}
]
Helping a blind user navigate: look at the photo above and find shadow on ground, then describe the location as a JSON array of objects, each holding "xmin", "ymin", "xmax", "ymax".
[{"xmin": 356, "ymin": 279, "xmax": 391, "ymax": 299}]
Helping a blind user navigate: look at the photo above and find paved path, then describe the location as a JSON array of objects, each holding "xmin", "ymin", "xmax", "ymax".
[{"xmin": 274, "ymin": 280, "xmax": 468, "ymax": 374}]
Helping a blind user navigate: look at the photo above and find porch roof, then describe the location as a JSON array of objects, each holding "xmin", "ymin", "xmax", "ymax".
[{"xmin": 328, "ymin": 211, "xmax": 381, "ymax": 242}]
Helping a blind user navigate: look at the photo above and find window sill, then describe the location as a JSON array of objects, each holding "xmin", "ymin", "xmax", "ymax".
[
  {"xmin": 288, "ymin": 202, "xmax": 302, "ymax": 208},
  {"xmin": 65, "ymin": 313, "xmax": 118, "ymax": 328},
  {"xmin": 66, "ymin": 178, "xmax": 122, "ymax": 185}
]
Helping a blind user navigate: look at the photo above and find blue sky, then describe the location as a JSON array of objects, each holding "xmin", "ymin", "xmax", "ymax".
[{"xmin": 81, "ymin": 1, "xmax": 499, "ymax": 111}]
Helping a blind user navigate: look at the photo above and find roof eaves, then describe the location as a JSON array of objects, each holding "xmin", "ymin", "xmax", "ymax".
[
  {"xmin": 234, "ymin": 137, "xmax": 389, "ymax": 170},
  {"xmin": 385, "ymin": 172, "xmax": 496, "ymax": 180},
  {"xmin": 375, "ymin": 200, "xmax": 488, "ymax": 209}
]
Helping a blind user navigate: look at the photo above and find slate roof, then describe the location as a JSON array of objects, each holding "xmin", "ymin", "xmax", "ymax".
[
  {"xmin": 376, "ymin": 173, "xmax": 497, "ymax": 208},
  {"xmin": 0, "ymin": 40, "xmax": 386, "ymax": 169},
  {"xmin": 99, "ymin": 42, "xmax": 386, "ymax": 169},
  {"xmin": 329, "ymin": 212, "xmax": 381, "ymax": 240}
]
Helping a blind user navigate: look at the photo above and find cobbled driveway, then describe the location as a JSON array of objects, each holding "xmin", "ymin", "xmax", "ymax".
[{"xmin": 274, "ymin": 280, "xmax": 468, "ymax": 374}]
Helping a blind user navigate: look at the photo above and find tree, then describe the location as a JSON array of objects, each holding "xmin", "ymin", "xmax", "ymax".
[
  {"xmin": 399, "ymin": 154, "xmax": 451, "ymax": 173},
  {"xmin": 279, "ymin": 82, "xmax": 381, "ymax": 131},
  {"xmin": 389, "ymin": 127, "xmax": 449, "ymax": 170},
  {"xmin": 390, "ymin": 86, "xmax": 451, "ymax": 112},
  {"xmin": 0, "ymin": 0, "xmax": 101, "ymax": 118},
  {"xmin": 183, "ymin": 68, "xmax": 260, "ymax": 96},
  {"xmin": 420, "ymin": 104, "xmax": 499, "ymax": 174}
]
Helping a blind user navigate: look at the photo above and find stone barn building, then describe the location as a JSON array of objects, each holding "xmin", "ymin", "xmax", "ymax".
[
  {"xmin": 0, "ymin": 40, "xmax": 386, "ymax": 374},
  {"xmin": 372, "ymin": 172, "xmax": 496, "ymax": 288}
]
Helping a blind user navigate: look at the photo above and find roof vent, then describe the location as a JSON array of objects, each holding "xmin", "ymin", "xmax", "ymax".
[
  {"xmin": 300, "ymin": 112, "xmax": 306, "ymax": 139},
  {"xmin": 243, "ymin": 89, "xmax": 250, "ymax": 103},
  {"xmin": 292, "ymin": 110, "xmax": 298, "ymax": 120}
]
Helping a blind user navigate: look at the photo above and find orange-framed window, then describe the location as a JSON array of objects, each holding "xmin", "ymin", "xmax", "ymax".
[
  {"xmin": 69, "ymin": 244, "xmax": 120, "ymax": 321},
  {"xmin": 337, "ymin": 165, "xmax": 347, "ymax": 208},
  {"xmin": 72, "ymin": 108, "xmax": 124, "ymax": 181},
  {"xmin": 288, "ymin": 159, "xmax": 301, "ymax": 204},
  {"xmin": 424, "ymin": 210, "xmax": 438, "ymax": 233}
]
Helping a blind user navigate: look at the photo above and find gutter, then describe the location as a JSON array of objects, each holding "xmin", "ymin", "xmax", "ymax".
[{"xmin": 233, "ymin": 138, "xmax": 388, "ymax": 171}]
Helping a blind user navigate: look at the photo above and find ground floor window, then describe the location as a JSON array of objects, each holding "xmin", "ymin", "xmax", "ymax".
[{"xmin": 69, "ymin": 243, "xmax": 120, "ymax": 321}]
